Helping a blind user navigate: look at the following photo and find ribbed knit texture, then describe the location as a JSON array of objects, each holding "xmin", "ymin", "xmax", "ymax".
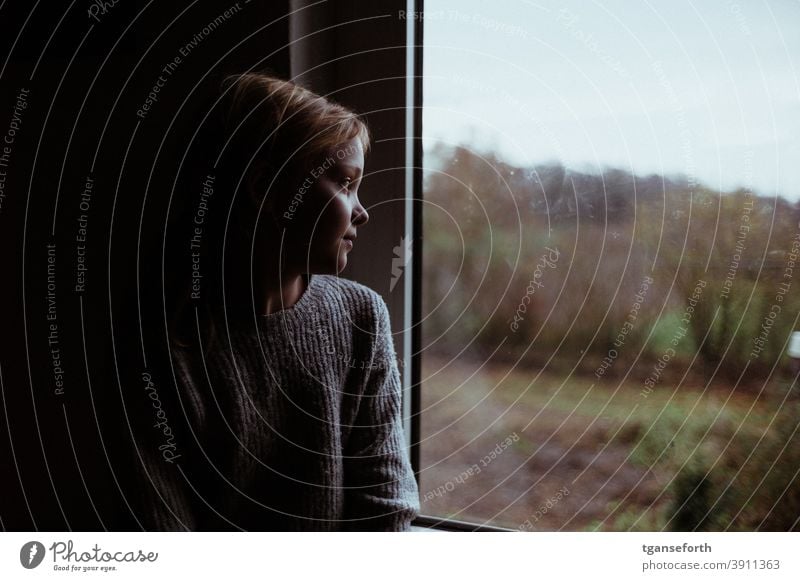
[{"xmin": 135, "ymin": 274, "xmax": 420, "ymax": 531}]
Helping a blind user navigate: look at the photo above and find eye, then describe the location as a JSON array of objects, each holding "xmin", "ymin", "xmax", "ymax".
[{"xmin": 340, "ymin": 177, "xmax": 353, "ymax": 191}]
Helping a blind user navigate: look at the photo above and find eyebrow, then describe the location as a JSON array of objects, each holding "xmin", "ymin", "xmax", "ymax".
[{"xmin": 339, "ymin": 164, "xmax": 363, "ymax": 178}]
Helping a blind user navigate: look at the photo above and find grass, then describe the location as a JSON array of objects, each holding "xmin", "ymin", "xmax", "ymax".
[{"xmin": 423, "ymin": 354, "xmax": 797, "ymax": 530}]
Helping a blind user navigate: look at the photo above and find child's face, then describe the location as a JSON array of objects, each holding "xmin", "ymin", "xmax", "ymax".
[{"xmin": 283, "ymin": 137, "xmax": 368, "ymax": 274}]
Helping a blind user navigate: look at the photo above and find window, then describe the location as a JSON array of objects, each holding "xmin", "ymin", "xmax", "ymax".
[{"xmin": 415, "ymin": 0, "xmax": 800, "ymax": 531}]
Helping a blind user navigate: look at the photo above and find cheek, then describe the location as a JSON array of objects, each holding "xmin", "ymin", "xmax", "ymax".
[
  {"xmin": 292, "ymin": 184, "xmax": 351, "ymax": 240},
  {"xmin": 290, "ymin": 190, "xmax": 332, "ymax": 229},
  {"xmin": 319, "ymin": 195, "xmax": 352, "ymax": 234}
]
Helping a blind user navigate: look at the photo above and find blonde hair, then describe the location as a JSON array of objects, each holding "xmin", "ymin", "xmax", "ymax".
[
  {"xmin": 167, "ymin": 72, "xmax": 370, "ymax": 351},
  {"xmin": 220, "ymin": 71, "xmax": 370, "ymax": 200}
]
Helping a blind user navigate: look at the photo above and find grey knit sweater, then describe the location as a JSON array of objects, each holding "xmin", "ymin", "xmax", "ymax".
[{"xmin": 135, "ymin": 274, "xmax": 419, "ymax": 531}]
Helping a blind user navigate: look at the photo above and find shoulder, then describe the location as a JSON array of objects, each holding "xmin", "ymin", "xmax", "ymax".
[
  {"xmin": 314, "ymin": 274, "xmax": 390, "ymax": 332},
  {"xmin": 315, "ymin": 275, "xmax": 398, "ymax": 366}
]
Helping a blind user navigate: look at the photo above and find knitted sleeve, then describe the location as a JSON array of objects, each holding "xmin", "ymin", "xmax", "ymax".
[{"xmin": 341, "ymin": 296, "xmax": 420, "ymax": 531}]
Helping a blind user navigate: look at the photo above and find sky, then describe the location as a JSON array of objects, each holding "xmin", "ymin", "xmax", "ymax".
[{"xmin": 422, "ymin": 0, "xmax": 800, "ymax": 199}]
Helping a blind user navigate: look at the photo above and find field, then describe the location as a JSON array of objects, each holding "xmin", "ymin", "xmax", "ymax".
[{"xmin": 419, "ymin": 353, "xmax": 798, "ymax": 531}]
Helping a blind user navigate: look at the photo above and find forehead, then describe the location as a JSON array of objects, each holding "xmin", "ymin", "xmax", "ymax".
[{"xmin": 328, "ymin": 138, "xmax": 364, "ymax": 168}]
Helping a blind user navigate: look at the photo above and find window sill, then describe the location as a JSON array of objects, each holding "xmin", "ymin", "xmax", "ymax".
[{"xmin": 410, "ymin": 515, "xmax": 516, "ymax": 532}]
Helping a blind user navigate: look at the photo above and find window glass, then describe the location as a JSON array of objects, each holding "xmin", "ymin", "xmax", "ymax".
[{"xmin": 420, "ymin": 0, "xmax": 800, "ymax": 531}]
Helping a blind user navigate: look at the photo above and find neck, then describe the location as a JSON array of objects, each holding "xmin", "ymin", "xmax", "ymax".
[
  {"xmin": 257, "ymin": 270, "xmax": 308, "ymax": 315},
  {"xmin": 251, "ymin": 229, "xmax": 308, "ymax": 316}
]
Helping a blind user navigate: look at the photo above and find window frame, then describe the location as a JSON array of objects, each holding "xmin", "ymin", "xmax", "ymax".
[
  {"xmin": 289, "ymin": 0, "xmax": 514, "ymax": 531},
  {"xmin": 403, "ymin": 0, "xmax": 514, "ymax": 532}
]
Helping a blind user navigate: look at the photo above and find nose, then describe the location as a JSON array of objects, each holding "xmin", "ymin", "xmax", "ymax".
[{"xmin": 352, "ymin": 198, "xmax": 369, "ymax": 227}]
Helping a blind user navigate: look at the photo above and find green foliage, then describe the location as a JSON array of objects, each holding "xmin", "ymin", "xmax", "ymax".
[
  {"xmin": 613, "ymin": 392, "xmax": 800, "ymax": 531},
  {"xmin": 648, "ymin": 311, "xmax": 695, "ymax": 356},
  {"xmin": 606, "ymin": 501, "xmax": 667, "ymax": 532},
  {"xmin": 424, "ymin": 143, "xmax": 800, "ymax": 377},
  {"xmin": 668, "ymin": 458, "xmax": 714, "ymax": 531},
  {"xmin": 704, "ymin": 398, "xmax": 800, "ymax": 531}
]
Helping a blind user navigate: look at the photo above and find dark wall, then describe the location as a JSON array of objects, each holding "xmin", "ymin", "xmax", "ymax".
[{"xmin": 0, "ymin": 0, "xmax": 295, "ymax": 530}]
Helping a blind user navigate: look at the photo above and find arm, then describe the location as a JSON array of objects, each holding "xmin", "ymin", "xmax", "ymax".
[
  {"xmin": 125, "ymin": 350, "xmax": 216, "ymax": 531},
  {"xmin": 342, "ymin": 299, "xmax": 420, "ymax": 531}
]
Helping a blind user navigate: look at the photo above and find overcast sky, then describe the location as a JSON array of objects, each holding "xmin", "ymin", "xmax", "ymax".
[{"xmin": 423, "ymin": 0, "xmax": 800, "ymax": 200}]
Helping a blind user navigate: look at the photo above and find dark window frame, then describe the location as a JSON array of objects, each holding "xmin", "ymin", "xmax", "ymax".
[
  {"xmin": 404, "ymin": 0, "xmax": 513, "ymax": 533},
  {"xmin": 291, "ymin": 0, "xmax": 514, "ymax": 531}
]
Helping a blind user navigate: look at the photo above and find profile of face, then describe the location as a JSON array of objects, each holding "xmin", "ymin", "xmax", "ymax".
[{"xmin": 274, "ymin": 136, "xmax": 369, "ymax": 274}]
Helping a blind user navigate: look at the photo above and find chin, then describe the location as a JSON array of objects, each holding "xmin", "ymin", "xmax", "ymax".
[{"xmin": 334, "ymin": 248, "xmax": 351, "ymax": 273}]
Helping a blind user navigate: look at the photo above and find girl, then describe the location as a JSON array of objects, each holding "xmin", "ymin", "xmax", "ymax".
[{"xmin": 133, "ymin": 72, "xmax": 419, "ymax": 531}]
